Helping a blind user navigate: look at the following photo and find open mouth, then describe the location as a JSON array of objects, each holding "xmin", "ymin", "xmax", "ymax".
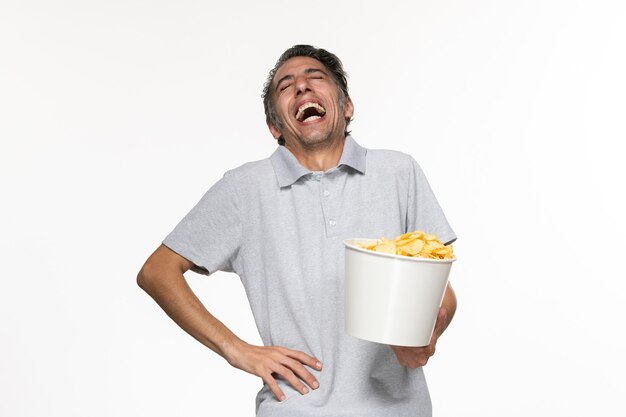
[{"xmin": 295, "ymin": 102, "xmax": 326, "ymax": 123}]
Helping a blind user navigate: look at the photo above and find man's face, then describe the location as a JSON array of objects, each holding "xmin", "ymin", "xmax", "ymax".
[{"xmin": 268, "ymin": 56, "xmax": 353, "ymax": 149}]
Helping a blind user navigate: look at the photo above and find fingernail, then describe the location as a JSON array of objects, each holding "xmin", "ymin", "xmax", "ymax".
[
  {"xmin": 302, "ymin": 386, "xmax": 309, "ymax": 394},
  {"xmin": 312, "ymin": 381, "xmax": 319, "ymax": 389},
  {"xmin": 316, "ymin": 361, "xmax": 323, "ymax": 369},
  {"xmin": 280, "ymin": 395, "xmax": 286, "ymax": 401}
]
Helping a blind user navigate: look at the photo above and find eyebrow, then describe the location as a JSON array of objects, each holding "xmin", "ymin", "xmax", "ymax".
[{"xmin": 275, "ymin": 68, "xmax": 329, "ymax": 91}]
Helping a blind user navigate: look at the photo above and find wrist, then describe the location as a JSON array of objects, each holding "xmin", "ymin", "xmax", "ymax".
[{"xmin": 222, "ymin": 337, "xmax": 248, "ymax": 367}]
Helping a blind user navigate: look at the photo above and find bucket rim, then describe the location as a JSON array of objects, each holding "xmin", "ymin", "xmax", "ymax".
[{"xmin": 344, "ymin": 238, "xmax": 456, "ymax": 264}]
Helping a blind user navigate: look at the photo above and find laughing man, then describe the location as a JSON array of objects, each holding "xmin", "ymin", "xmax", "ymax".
[{"xmin": 138, "ymin": 44, "xmax": 457, "ymax": 417}]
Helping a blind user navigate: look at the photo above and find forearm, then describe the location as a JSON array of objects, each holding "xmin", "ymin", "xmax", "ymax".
[
  {"xmin": 440, "ymin": 283, "xmax": 457, "ymax": 334},
  {"xmin": 137, "ymin": 250, "xmax": 323, "ymax": 401},
  {"xmin": 137, "ymin": 263, "xmax": 243, "ymax": 363}
]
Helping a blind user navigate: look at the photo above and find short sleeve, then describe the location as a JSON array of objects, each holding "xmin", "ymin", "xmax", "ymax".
[
  {"xmin": 162, "ymin": 171, "xmax": 241, "ymax": 275},
  {"xmin": 407, "ymin": 158, "xmax": 457, "ymax": 245}
]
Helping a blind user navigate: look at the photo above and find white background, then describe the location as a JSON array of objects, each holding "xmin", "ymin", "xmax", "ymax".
[{"xmin": 1, "ymin": 1, "xmax": 625, "ymax": 416}]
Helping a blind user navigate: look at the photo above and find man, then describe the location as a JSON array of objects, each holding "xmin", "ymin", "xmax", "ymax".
[{"xmin": 138, "ymin": 45, "xmax": 457, "ymax": 417}]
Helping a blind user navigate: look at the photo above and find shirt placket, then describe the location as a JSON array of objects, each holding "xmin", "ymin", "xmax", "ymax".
[{"xmin": 316, "ymin": 171, "xmax": 341, "ymax": 238}]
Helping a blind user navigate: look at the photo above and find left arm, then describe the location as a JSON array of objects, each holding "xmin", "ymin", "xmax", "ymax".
[
  {"xmin": 438, "ymin": 282, "xmax": 457, "ymax": 334},
  {"xmin": 391, "ymin": 282, "xmax": 457, "ymax": 368}
]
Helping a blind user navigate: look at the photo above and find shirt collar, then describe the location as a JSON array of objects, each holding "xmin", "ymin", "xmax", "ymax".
[{"xmin": 270, "ymin": 135, "xmax": 367, "ymax": 188}]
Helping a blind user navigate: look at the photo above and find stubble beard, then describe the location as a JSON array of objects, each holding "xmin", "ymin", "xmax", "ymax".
[{"xmin": 296, "ymin": 128, "xmax": 336, "ymax": 150}]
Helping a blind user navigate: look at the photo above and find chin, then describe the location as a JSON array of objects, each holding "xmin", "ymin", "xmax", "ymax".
[
  {"xmin": 301, "ymin": 133, "xmax": 329, "ymax": 143},
  {"xmin": 298, "ymin": 134, "xmax": 333, "ymax": 148},
  {"xmin": 298, "ymin": 127, "xmax": 341, "ymax": 145}
]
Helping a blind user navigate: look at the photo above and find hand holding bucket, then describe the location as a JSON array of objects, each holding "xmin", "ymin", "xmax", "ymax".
[{"xmin": 344, "ymin": 239, "xmax": 455, "ymax": 347}]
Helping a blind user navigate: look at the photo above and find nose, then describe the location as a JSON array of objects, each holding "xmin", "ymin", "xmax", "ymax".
[{"xmin": 294, "ymin": 75, "xmax": 312, "ymax": 96}]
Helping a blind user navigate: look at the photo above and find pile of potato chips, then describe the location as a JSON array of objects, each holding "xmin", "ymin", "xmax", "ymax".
[{"xmin": 357, "ymin": 230, "xmax": 454, "ymax": 259}]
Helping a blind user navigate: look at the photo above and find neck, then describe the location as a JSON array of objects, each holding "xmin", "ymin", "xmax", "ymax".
[{"xmin": 284, "ymin": 135, "xmax": 346, "ymax": 171}]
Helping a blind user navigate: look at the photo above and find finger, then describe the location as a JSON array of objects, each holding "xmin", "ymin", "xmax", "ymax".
[
  {"xmin": 407, "ymin": 348, "xmax": 431, "ymax": 367},
  {"xmin": 405, "ymin": 355, "xmax": 427, "ymax": 368},
  {"xmin": 283, "ymin": 356, "xmax": 320, "ymax": 390},
  {"xmin": 410, "ymin": 346, "xmax": 435, "ymax": 361},
  {"xmin": 274, "ymin": 363, "xmax": 311, "ymax": 395},
  {"xmin": 390, "ymin": 345, "xmax": 422, "ymax": 367},
  {"xmin": 263, "ymin": 372, "xmax": 286, "ymax": 402},
  {"xmin": 426, "ymin": 345, "xmax": 436, "ymax": 358},
  {"xmin": 282, "ymin": 348, "xmax": 323, "ymax": 371}
]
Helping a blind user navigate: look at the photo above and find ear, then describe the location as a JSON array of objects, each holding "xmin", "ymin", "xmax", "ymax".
[
  {"xmin": 344, "ymin": 96, "xmax": 354, "ymax": 119},
  {"xmin": 268, "ymin": 122, "xmax": 282, "ymax": 140}
]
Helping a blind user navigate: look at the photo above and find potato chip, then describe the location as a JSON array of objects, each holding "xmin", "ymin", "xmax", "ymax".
[
  {"xmin": 357, "ymin": 230, "xmax": 454, "ymax": 260},
  {"xmin": 373, "ymin": 243, "xmax": 396, "ymax": 254}
]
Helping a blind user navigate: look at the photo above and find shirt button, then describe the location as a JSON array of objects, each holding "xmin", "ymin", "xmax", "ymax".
[
  {"xmin": 323, "ymin": 190, "xmax": 330, "ymax": 197},
  {"xmin": 329, "ymin": 220, "xmax": 336, "ymax": 226}
]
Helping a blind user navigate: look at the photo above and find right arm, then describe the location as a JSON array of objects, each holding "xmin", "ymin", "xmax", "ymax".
[{"xmin": 137, "ymin": 244, "xmax": 322, "ymax": 401}]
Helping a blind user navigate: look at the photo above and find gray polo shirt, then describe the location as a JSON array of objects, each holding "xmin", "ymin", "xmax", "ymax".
[{"xmin": 163, "ymin": 136, "xmax": 456, "ymax": 417}]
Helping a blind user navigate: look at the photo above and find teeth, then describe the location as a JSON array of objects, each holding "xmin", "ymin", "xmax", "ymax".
[
  {"xmin": 303, "ymin": 115, "xmax": 321, "ymax": 122},
  {"xmin": 296, "ymin": 102, "xmax": 326, "ymax": 121}
]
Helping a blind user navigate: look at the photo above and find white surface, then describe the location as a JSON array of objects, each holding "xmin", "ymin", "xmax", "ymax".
[
  {"xmin": 344, "ymin": 240, "xmax": 453, "ymax": 346},
  {"xmin": 1, "ymin": 1, "xmax": 625, "ymax": 416}
]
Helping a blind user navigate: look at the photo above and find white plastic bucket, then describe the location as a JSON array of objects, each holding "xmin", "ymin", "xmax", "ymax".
[{"xmin": 344, "ymin": 239, "xmax": 455, "ymax": 347}]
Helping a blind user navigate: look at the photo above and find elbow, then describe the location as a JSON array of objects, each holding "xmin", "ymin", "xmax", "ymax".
[
  {"xmin": 137, "ymin": 245, "xmax": 188, "ymax": 292},
  {"xmin": 136, "ymin": 267, "xmax": 148, "ymax": 291},
  {"xmin": 137, "ymin": 261, "xmax": 156, "ymax": 292}
]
